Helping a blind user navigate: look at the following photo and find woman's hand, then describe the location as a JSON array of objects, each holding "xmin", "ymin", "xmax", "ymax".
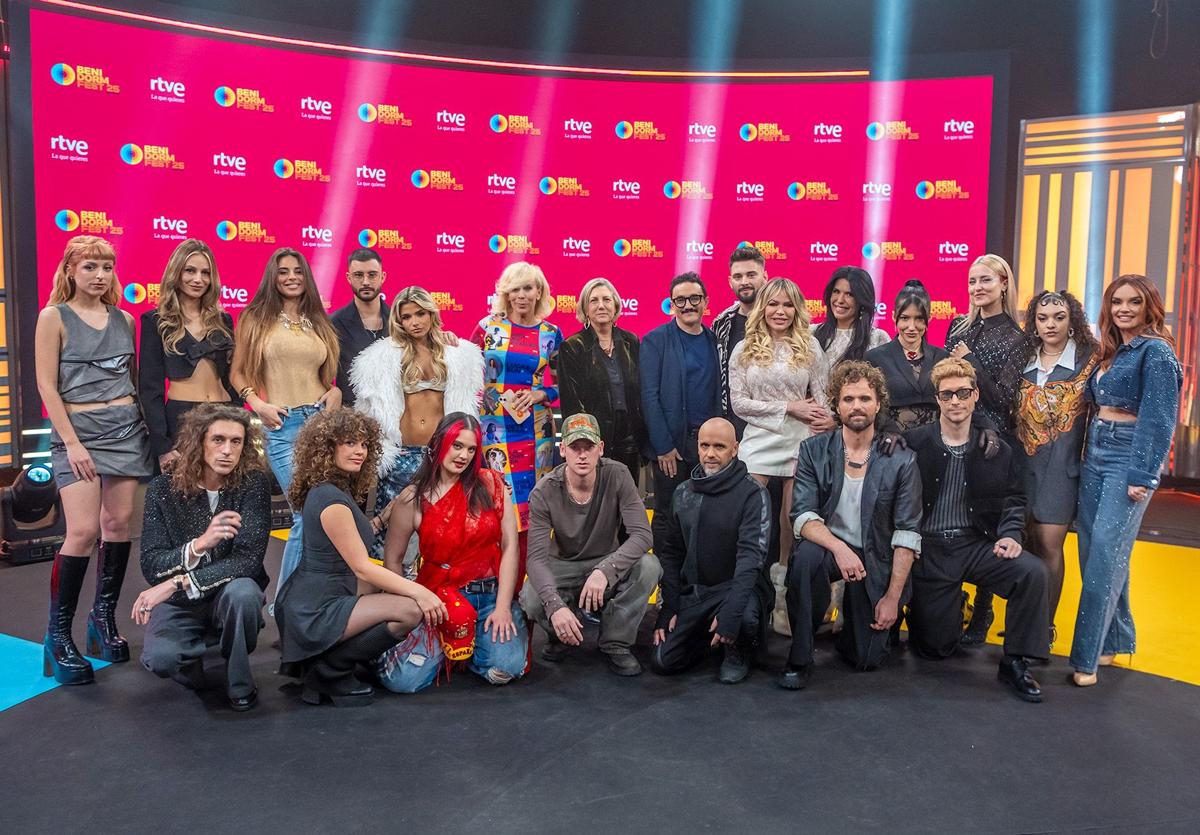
[
  {"xmin": 414, "ymin": 587, "xmax": 448, "ymax": 626},
  {"xmin": 130, "ymin": 579, "xmax": 179, "ymax": 625},
  {"xmin": 249, "ymin": 397, "xmax": 288, "ymax": 430},
  {"xmin": 66, "ymin": 441, "xmax": 97, "ymax": 483},
  {"xmin": 158, "ymin": 450, "xmax": 181, "ymax": 471},
  {"xmin": 950, "ymin": 342, "xmax": 972, "ymax": 360},
  {"xmin": 317, "ymin": 386, "xmax": 342, "ymax": 411},
  {"xmin": 1127, "ymin": 485, "xmax": 1149, "ymax": 503},
  {"xmin": 484, "ymin": 605, "xmax": 517, "ymax": 643},
  {"xmin": 509, "ymin": 389, "xmax": 545, "ymax": 414}
]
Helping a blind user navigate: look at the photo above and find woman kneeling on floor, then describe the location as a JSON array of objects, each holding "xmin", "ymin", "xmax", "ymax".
[
  {"xmin": 377, "ymin": 412, "xmax": 529, "ymax": 692},
  {"xmin": 275, "ymin": 409, "xmax": 448, "ymax": 707}
]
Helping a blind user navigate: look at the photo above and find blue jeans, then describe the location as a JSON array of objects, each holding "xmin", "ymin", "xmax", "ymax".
[
  {"xmin": 375, "ymin": 588, "xmax": 529, "ymax": 693},
  {"xmin": 264, "ymin": 404, "xmax": 322, "ymax": 595},
  {"xmin": 369, "ymin": 445, "xmax": 427, "ymax": 562},
  {"xmin": 1070, "ymin": 420, "xmax": 1149, "ymax": 673}
]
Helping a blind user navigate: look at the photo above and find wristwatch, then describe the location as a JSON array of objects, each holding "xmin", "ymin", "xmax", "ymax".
[{"xmin": 173, "ymin": 575, "xmax": 185, "ymax": 592}]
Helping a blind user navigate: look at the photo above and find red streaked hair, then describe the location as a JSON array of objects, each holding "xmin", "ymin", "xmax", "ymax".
[{"xmin": 410, "ymin": 412, "xmax": 495, "ymax": 516}]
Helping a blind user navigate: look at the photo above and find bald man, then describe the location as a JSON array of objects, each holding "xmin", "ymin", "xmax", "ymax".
[{"xmin": 651, "ymin": 418, "xmax": 773, "ymax": 684}]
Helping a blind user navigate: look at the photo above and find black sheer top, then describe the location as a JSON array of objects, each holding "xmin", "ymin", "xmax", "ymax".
[{"xmin": 944, "ymin": 312, "xmax": 1031, "ymax": 435}]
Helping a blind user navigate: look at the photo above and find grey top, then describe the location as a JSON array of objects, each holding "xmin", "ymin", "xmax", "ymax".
[
  {"xmin": 56, "ymin": 303, "xmax": 136, "ymax": 403},
  {"xmin": 925, "ymin": 441, "xmax": 970, "ymax": 533},
  {"xmin": 828, "ymin": 473, "xmax": 865, "ymax": 548}
]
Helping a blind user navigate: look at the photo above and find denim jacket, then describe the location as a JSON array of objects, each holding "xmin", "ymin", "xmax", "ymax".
[{"xmin": 1087, "ymin": 336, "xmax": 1182, "ymax": 488}]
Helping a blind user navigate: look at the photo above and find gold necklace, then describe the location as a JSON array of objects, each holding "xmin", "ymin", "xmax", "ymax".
[{"xmin": 278, "ymin": 312, "xmax": 313, "ymax": 333}]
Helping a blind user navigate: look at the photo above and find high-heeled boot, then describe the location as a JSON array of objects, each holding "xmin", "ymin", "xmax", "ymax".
[
  {"xmin": 87, "ymin": 541, "xmax": 131, "ymax": 662},
  {"xmin": 301, "ymin": 623, "xmax": 398, "ymax": 707},
  {"xmin": 44, "ymin": 552, "xmax": 95, "ymax": 685}
]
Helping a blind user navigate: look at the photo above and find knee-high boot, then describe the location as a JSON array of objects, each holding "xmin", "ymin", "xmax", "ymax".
[
  {"xmin": 87, "ymin": 541, "xmax": 131, "ymax": 662},
  {"xmin": 301, "ymin": 623, "xmax": 398, "ymax": 708},
  {"xmin": 44, "ymin": 553, "xmax": 95, "ymax": 685}
]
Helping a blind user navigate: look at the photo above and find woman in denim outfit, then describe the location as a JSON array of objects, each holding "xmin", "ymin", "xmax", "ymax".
[{"xmin": 1071, "ymin": 275, "xmax": 1181, "ymax": 687}]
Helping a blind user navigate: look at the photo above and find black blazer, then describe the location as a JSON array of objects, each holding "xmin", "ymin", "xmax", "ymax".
[
  {"xmin": 865, "ymin": 339, "xmax": 950, "ymax": 410},
  {"xmin": 138, "ymin": 310, "xmax": 238, "ymax": 457},
  {"xmin": 904, "ymin": 423, "xmax": 1026, "ymax": 543},
  {"xmin": 557, "ymin": 325, "xmax": 650, "ymax": 459}
]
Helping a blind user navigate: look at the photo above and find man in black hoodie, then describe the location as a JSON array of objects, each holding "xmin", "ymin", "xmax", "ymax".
[{"xmin": 651, "ymin": 417, "xmax": 772, "ymax": 684}]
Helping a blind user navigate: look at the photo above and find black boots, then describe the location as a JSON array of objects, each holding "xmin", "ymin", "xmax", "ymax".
[
  {"xmin": 44, "ymin": 553, "xmax": 95, "ymax": 685},
  {"xmin": 86, "ymin": 541, "xmax": 131, "ymax": 663},
  {"xmin": 301, "ymin": 623, "xmax": 398, "ymax": 707},
  {"xmin": 961, "ymin": 590, "xmax": 994, "ymax": 646}
]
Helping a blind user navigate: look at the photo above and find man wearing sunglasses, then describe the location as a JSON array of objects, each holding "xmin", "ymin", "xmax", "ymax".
[
  {"xmin": 904, "ymin": 358, "xmax": 1049, "ymax": 702},
  {"xmin": 640, "ymin": 272, "xmax": 723, "ymax": 557}
]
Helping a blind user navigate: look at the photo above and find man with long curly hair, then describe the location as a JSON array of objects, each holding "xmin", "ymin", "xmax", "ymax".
[{"xmin": 132, "ymin": 404, "xmax": 272, "ymax": 711}]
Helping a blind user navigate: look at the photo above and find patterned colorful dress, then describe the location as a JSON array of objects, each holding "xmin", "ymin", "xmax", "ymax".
[{"xmin": 470, "ymin": 315, "xmax": 563, "ymax": 531}]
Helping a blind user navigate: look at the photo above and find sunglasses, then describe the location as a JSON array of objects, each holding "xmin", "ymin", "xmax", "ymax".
[{"xmin": 936, "ymin": 387, "xmax": 976, "ymax": 402}]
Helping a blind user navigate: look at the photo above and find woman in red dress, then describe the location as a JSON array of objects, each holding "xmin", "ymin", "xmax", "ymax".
[{"xmin": 376, "ymin": 412, "xmax": 529, "ymax": 692}]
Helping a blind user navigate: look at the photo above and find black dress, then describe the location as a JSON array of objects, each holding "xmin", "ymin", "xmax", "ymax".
[
  {"xmin": 944, "ymin": 313, "xmax": 1031, "ymax": 435},
  {"xmin": 275, "ymin": 482, "xmax": 372, "ymax": 663}
]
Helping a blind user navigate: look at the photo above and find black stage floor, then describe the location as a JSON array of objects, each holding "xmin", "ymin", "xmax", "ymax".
[{"xmin": 3, "ymin": 541, "xmax": 1199, "ymax": 834}]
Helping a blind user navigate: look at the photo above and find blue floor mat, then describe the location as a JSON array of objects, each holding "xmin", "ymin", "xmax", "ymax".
[{"xmin": 0, "ymin": 633, "xmax": 111, "ymax": 712}]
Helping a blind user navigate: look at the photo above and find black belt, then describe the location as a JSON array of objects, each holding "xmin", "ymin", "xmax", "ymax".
[
  {"xmin": 463, "ymin": 577, "xmax": 499, "ymax": 595},
  {"xmin": 928, "ymin": 528, "xmax": 975, "ymax": 539}
]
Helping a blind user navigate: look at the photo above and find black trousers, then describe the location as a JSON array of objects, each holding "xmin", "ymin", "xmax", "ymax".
[
  {"xmin": 652, "ymin": 584, "xmax": 763, "ymax": 675},
  {"xmin": 650, "ymin": 433, "xmax": 699, "ymax": 557},
  {"xmin": 141, "ymin": 577, "xmax": 265, "ymax": 698},
  {"xmin": 785, "ymin": 540, "xmax": 893, "ymax": 671},
  {"xmin": 908, "ymin": 535, "xmax": 1049, "ymax": 660}
]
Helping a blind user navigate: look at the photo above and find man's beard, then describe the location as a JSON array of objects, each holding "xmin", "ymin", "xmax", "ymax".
[
  {"xmin": 843, "ymin": 414, "xmax": 874, "ymax": 432},
  {"xmin": 356, "ymin": 287, "xmax": 380, "ymax": 300}
]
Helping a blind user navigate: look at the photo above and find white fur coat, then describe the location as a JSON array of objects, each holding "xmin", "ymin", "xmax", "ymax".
[{"xmin": 350, "ymin": 338, "xmax": 485, "ymax": 474}]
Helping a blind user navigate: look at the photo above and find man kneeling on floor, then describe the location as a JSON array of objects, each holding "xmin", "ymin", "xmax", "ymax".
[
  {"xmin": 904, "ymin": 357, "xmax": 1049, "ymax": 702},
  {"xmin": 652, "ymin": 417, "xmax": 772, "ymax": 683},
  {"xmin": 521, "ymin": 413, "xmax": 660, "ymax": 676},
  {"xmin": 132, "ymin": 404, "xmax": 272, "ymax": 711},
  {"xmin": 782, "ymin": 361, "xmax": 922, "ymax": 690}
]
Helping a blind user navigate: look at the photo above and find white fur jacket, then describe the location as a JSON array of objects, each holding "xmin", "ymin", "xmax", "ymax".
[{"xmin": 350, "ymin": 338, "xmax": 485, "ymax": 474}]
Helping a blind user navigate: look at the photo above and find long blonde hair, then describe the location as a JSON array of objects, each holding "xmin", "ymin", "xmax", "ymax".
[
  {"xmin": 233, "ymin": 248, "xmax": 339, "ymax": 390},
  {"xmin": 950, "ymin": 253, "xmax": 1019, "ymax": 338},
  {"xmin": 490, "ymin": 261, "xmax": 554, "ymax": 320},
  {"xmin": 738, "ymin": 278, "xmax": 814, "ymax": 369},
  {"xmin": 156, "ymin": 239, "xmax": 231, "ymax": 354},
  {"xmin": 48, "ymin": 235, "xmax": 121, "ymax": 306},
  {"xmin": 388, "ymin": 286, "xmax": 448, "ymax": 389}
]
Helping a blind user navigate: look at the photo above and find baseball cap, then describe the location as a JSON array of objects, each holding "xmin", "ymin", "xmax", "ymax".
[{"xmin": 561, "ymin": 413, "xmax": 602, "ymax": 446}]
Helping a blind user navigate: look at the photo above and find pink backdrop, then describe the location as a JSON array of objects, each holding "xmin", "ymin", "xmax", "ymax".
[{"xmin": 33, "ymin": 8, "xmax": 992, "ymax": 342}]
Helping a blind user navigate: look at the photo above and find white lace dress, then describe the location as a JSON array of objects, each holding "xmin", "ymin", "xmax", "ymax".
[
  {"xmin": 729, "ymin": 337, "xmax": 829, "ymax": 476},
  {"xmin": 811, "ymin": 324, "xmax": 890, "ymax": 366}
]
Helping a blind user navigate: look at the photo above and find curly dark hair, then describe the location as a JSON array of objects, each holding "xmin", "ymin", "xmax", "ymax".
[
  {"xmin": 1022, "ymin": 289, "xmax": 1098, "ymax": 355},
  {"xmin": 287, "ymin": 408, "xmax": 382, "ymax": 509},
  {"xmin": 825, "ymin": 360, "xmax": 889, "ymax": 425},
  {"xmin": 170, "ymin": 404, "xmax": 264, "ymax": 498}
]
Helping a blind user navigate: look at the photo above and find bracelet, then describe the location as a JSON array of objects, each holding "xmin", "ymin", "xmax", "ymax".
[
  {"xmin": 173, "ymin": 575, "xmax": 184, "ymax": 591},
  {"xmin": 239, "ymin": 386, "xmax": 256, "ymax": 400}
]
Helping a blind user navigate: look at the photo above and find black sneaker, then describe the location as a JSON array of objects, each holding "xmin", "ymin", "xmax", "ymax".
[
  {"xmin": 604, "ymin": 650, "xmax": 642, "ymax": 677},
  {"xmin": 718, "ymin": 643, "xmax": 751, "ymax": 684},
  {"xmin": 778, "ymin": 663, "xmax": 812, "ymax": 690},
  {"xmin": 541, "ymin": 639, "xmax": 568, "ymax": 663}
]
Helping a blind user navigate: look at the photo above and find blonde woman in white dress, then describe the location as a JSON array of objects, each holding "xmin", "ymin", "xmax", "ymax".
[{"xmin": 729, "ymin": 279, "xmax": 832, "ymax": 633}]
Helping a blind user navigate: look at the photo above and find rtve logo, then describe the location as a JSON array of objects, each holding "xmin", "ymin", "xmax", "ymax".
[
  {"xmin": 563, "ymin": 237, "xmax": 591, "ymax": 254},
  {"xmin": 944, "ymin": 118, "xmax": 975, "ymax": 136},
  {"xmin": 213, "ymin": 152, "xmax": 247, "ymax": 171},
  {"xmin": 488, "ymin": 174, "xmax": 517, "ymax": 189},
  {"xmin": 685, "ymin": 240, "xmax": 714, "ymax": 256},
  {"xmin": 810, "ymin": 241, "xmax": 839, "ymax": 257},
  {"xmin": 436, "ymin": 110, "xmax": 466, "ymax": 127},
  {"xmin": 149, "ymin": 77, "xmax": 186, "ymax": 97},
  {"xmin": 564, "ymin": 118, "xmax": 592, "ymax": 134},
  {"xmin": 436, "ymin": 232, "xmax": 466, "ymax": 247},
  {"xmin": 301, "ymin": 225, "xmax": 333, "ymax": 243},
  {"xmin": 300, "ymin": 96, "xmax": 333, "ymax": 116},
  {"xmin": 939, "ymin": 241, "xmax": 970, "ymax": 257},
  {"xmin": 152, "ymin": 216, "xmax": 188, "ymax": 235},
  {"xmin": 51, "ymin": 135, "xmax": 89, "ymax": 156},
  {"xmin": 612, "ymin": 179, "xmax": 641, "ymax": 195},
  {"xmin": 862, "ymin": 181, "xmax": 892, "ymax": 197},
  {"xmin": 688, "ymin": 122, "xmax": 717, "ymax": 138},
  {"xmin": 356, "ymin": 165, "xmax": 387, "ymax": 183},
  {"xmin": 813, "ymin": 123, "xmax": 843, "ymax": 138},
  {"xmin": 736, "ymin": 182, "xmax": 765, "ymax": 197}
]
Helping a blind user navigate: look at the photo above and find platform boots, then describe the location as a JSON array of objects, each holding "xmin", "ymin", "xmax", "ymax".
[
  {"xmin": 86, "ymin": 540, "xmax": 132, "ymax": 662},
  {"xmin": 43, "ymin": 552, "xmax": 95, "ymax": 685}
]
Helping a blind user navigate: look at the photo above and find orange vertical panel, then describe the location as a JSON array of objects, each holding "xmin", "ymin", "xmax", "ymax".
[
  {"xmin": 1165, "ymin": 166, "xmax": 1183, "ymax": 313},
  {"xmin": 1118, "ymin": 168, "xmax": 1152, "ymax": 276},
  {"xmin": 1017, "ymin": 174, "xmax": 1042, "ymax": 307},
  {"xmin": 1043, "ymin": 173, "xmax": 1063, "ymax": 292},
  {"xmin": 1103, "ymin": 170, "xmax": 1120, "ymax": 286},
  {"xmin": 1068, "ymin": 171, "xmax": 1092, "ymax": 299}
]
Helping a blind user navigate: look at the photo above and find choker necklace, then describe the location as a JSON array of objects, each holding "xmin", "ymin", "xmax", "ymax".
[{"xmin": 278, "ymin": 312, "xmax": 314, "ymax": 333}]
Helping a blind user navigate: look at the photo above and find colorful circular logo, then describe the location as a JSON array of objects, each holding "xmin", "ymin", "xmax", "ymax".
[
  {"xmin": 214, "ymin": 86, "xmax": 236, "ymax": 107},
  {"xmin": 273, "ymin": 159, "xmax": 295, "ymax": 179},
  {"xmin": 357, "ymin": 103, "xmax": 378, "ymax": 123},
  {"xmin": 787, "ymin": 182, "xmax": 805, "ymax": 201},
  {"xmin": 55, "ymin": 209, "xmax": 80, "ymax": 232},
  {"xmin": 862, "ymin": 242, "xmax": 881, "ymax": 260},
  {"xmin": 915, "ymin": 180, "xmax": 935, "ymax": 199},
  {"xmin": 358, "ymin": 229, "xmax": 378, "ymax": 248},
  {"xmin": 216, "ymin": 220, "xmax": 238, "ymax": 241},
  {"xmin": 613, "ymin": 239, "xmax": 632, "ymax": 257},
  {"xmin": 866, "ymin": 122, "xmax": 884, "ymax": 141},
  {"xmin": 737, "ymin": 240, "xmax": 751, "ymax": 249},
  {"xmin": 123, "ymin": 283, "xmax": 147, "ymax": 304},
  {"xmin": 660, "ymin": 298, "xmax": 673, "ymax": 315},
  {"xmin": 538, "ymin": 177, "xmax": 557, "ymax": 195},
  {"xmin": 488, "ymin": 235, "xmax": 507, "ymax": 254},
  {"xmin": 663, "ymin": 180, "xmax": 682, "ymax": 199},
  {"xmin": 411, "ymin": 169, "xmax": 430, "ymax": 188},
  {"xmin": 615, "ymin": 121, "xmax": 634, "ymax": 140},
  {"xmin": 119, "ymin": 143, "xmax": 143, "ymax": 165},
  {"xmin": 51, "ymin": 63, "xmax": 76, "ymax": 86},
  {"xmin": 490, "ymin": 114, "xmax": 508, "ymax": 133},
  {"xmin": 739, "ymin": 123, "xmax": 758, "ymax": 142}
]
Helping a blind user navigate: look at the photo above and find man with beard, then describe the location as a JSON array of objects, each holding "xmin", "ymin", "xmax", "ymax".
[
  {"xmin": 331, "ymin": 247, "xmax": 388, "ymax": 408},
  {"xmin": 781, "ymin": 361, "xmax": 922, "ymax": 689},
  {"xmin": 651, "ymin": 417, "xmax": 772, "ymax": 684},
  {"xmin": 713, "ymin": 245, "xmax": 768, "ymax": 439}
]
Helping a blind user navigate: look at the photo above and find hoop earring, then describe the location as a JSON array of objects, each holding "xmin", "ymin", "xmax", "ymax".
[{"xmin": 1069, "ymin": 327, "xmax": 1075, "ymax": 337}]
